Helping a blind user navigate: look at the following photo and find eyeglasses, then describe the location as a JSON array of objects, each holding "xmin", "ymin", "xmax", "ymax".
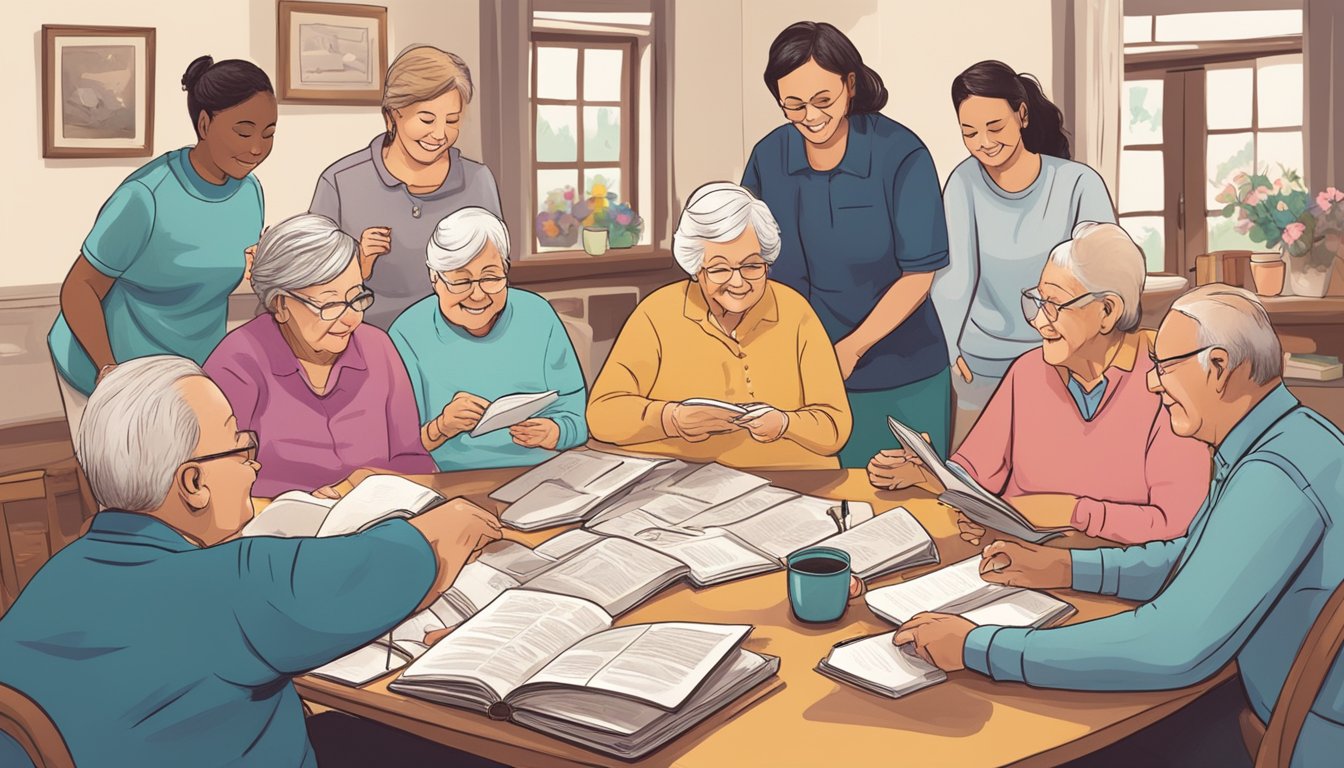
[
  {"xmin": 779, "ymin": 91, "xmax": 842, "ymax": 116},
  {"xmin": 1149, "ymin": 346, "xmax": 1213, "ymax": 377},
  {"xmin": 285, "ymin": 287, "xmax": 375, "ymax": 321},
  {"xmin": 1020, "ymin": 288, "xmax": 1102, "ymax": 323},
  {"xmin": 185, "ymin": 431, "xmax": 259, "ymax": 466},
  {"xmin": 702, "ymin": 263, "xmax": 769, "ymax": 284},
  {"xmin": 439, "ymin": 274, "xmax": 508, "ymax": 295}
]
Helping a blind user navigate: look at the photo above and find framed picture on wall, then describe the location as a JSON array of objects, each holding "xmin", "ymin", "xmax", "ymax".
[
  {"xmin": 41, "ymin": 25, "xmax": 156, "ymax": 158},
  {"xmin": 278, "ymin": 1, "xmax": 388, "ymax": 105}
]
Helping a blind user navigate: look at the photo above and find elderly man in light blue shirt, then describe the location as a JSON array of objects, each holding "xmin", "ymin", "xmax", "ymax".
[
  {"xmin": 894, "ymin": 284, "xmax": 1344, "ymax": 767},
  {"xmin": 0, "ymin": 356, "xmax": 502, "ymax": 767}
]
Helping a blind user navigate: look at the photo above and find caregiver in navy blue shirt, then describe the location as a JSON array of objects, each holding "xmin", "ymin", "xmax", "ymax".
[{"xmin": 743, "ymin": 21, "xmax": 952, "ymax": 465}]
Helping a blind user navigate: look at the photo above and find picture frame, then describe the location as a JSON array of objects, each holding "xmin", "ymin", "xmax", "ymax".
[
  {"xmin": 277, "ymin": 1, "xmax": 388, "ymax": 106},
  {"xmin": 41, "ymin": 25, "xmax": 155, "ymax": 159}
]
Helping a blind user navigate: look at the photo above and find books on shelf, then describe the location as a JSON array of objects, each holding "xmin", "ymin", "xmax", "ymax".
[
  {"xmin": 388, "ymin": 589, "xmax": 780, "ymax": 760},
  {"xmin": 1284, "ymin": 353, "xmax": 1343, "ymax": 382},
  {"xmin": 886, "ymin": 417, "xmax": 1069, "ymax": 543},
  {"xmin": 241, "ymin": 475, "xmax": 446, "ymax": 538},
  {"xmin": 490, "ymin": 450, "xmax": 669, "ymax": 531}
]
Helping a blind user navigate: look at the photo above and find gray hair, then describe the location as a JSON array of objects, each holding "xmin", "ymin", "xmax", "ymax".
[
  {"xmin": 673, "ymin": 182, "xmax": 782, "ymax": 275},
  {"xmin": 1169, "ymin": 285, "xmax": 1282, "ymax": 385},
  {"xmin": 426, "ymin": 207, "xmax": 510, "ymax": 273},
  {"xmin": 250, "ymin": 213, "xmax": 357, "ymax": 311},
  {"xmin": 76, "ymin": 356, "xmax": 204, "ymax": 513},
  {"xmin": 1047, "ymin": 221, "xmax": 1145, "ymax": 332}
]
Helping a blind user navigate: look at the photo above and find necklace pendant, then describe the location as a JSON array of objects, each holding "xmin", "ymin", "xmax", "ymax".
[{"xmin": 412, "ymin": 205, "xmax": 422, "ymax": 219}]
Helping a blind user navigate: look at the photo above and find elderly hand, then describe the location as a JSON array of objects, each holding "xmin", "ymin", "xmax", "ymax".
[
  {"xmin": 979, "ymin": 540, "xmax": 1072, "ymax": 588},
  {"xmin": 244, "ymin": 244, "xmax": 256, "ymax": 283},
  {"xmin": 957, "ymin": 513, "xmax": 988, "ymax": 546},
  {"xmin": 358, "ymin": 226, "xmax": 392, "ymax": 278},
  {"xmin": 867, "ymin": 445, "xmax": 942, "ymax": 492},
  {"xmin": 735, "ymin": 408, "xmax": 788, "ymax": 443},
  {"xmin": 510, "ymin": 418, "xmax": 560, "ymax": 450},
  {"xmin": 666, "ymin": 403, "xmax": 741, "ymax": 443},
  {"xmin": 311, "ymin": 468, "xmax": 381, "ymax": 500},
  {"xmin": 435, "ymin": 392, "xmax": 490, "ymax": 440},
  {"xmin": 891, "ymin": 612, "xmax": 975, "ymax": 671}
]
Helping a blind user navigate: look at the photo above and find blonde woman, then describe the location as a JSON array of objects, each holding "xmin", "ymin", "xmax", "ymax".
[{"xmin": 310, "ymin": 45, "xmax": 502, "ymax": 328}]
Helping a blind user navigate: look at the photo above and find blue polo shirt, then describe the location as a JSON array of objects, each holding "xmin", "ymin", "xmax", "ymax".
[
  {"xmin": 742, "ymin": 113, "xmax": 949, "ymax": 392},
  {"xmin": 0, "ymin": 511, "xmax": 435, "ymax": 767}
]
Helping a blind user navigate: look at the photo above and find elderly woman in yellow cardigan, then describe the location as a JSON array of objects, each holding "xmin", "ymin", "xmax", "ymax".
[{"xmin": 586, "ymin": 181, "xmax": 852, "ymax": 469}]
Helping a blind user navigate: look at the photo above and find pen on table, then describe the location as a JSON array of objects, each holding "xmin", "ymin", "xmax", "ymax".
[
  {"xmin": 826, "ymin": 507, "xmax": 844, "ymax": 534},
  {"xmin": 386, "ymin": 629, "xmax": 393, "ymax": 671},
  {"xmin": 841, "ymin": 500, "xmax": 851, "ymax": 531}
]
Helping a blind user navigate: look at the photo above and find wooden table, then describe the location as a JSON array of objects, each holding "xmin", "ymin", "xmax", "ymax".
[{"xmin": 292, "ymin": 467, "xmax": 1230, "ymax": 767}]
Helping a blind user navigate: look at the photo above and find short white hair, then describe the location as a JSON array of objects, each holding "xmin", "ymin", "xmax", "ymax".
[
  {"xmin": 1047, "ymin": 221, "xmax": 1145, "ymax": 332},
  {"xmin": 673, "ymin": 182, "xmax": 782, "ymax": 275},
  {"xmin": 76, "ymin": 356, "xmax": 205, "ymax": 513},
  {"xmin": 1169, "ymin": 285, "xmax": 1282, "ymax": 385},
  {"xmin": 426, "ymin": 207, "xmax": 510, "ymax": 273},
  {"xmin": 251, "ymin": 213, "xmax": 357, "ymax": 311}
]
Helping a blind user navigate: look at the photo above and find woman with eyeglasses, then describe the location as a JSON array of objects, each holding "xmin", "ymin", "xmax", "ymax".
[
  {"xmin": 742, "ymin": 21, "xmax": 951, "ymax": 466},
  {"xmin": 387, "ymin": 207, "xmax": 588, "ymax": 470},
  {"xmin": 587, "ymin": 182, "xmax": 851, "ymax": 469},
  {"xmin": 868, "ymin": 223, "xmax": 1209, "ymax": 545},
  {"xmin": 204, "ymin": 214, "xmax": 435, "ymax": 498}
]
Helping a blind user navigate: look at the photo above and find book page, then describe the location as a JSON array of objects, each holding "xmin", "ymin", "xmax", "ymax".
[
  {"xmin": 637, "ymin": 494, "xmax": 715, "ymax": 526},
  {"xmin": 491, "ymin": 452, "xmax": 624, "ymax": 503},
  {"xmin": 476, "ymin": 539, "xmax": 561, "ymax": 580},
  {"xmin": 311, "ymin": 643, "xmax": 409, "ymax": 686},
  {"xmin": 392, "ymin": 596, "xmax": 466, "ymax": 655},
  {"xmin": 470, "ymin": 391, "xmax": 559, "ymax": 437},
  {"xmin": 659, "ymin": 463, "xmax": 770, "ymax": 505},
  {"xmin": 443, "ymin": 561, "xmax": 522, "ymax": 617},
  {"xmin": 681, "ymin": 485, "xmax": 799, "ymax": 530},
  {"xmin": 533, "ymin": 529, "xmax": 603, "ymax": 561},
  {"xmin": 823, "ymin": 632, "xmax": 945, "ymax": 696},
  {"xmin": 813, "ymin": 506, "xmax": 930, "ymax": 576},
  {"xmin": 525, "ymin": 537, "xmax": 687, "ymax": 615},
  {"xmin": 499, "ymin": 481, "xmax": 598, "ymax": 530},
  {"xmin": 660, "ymin": 534, "xmax": 777, "ymax": 582},
  {"xmin": 717, "ymin": 496, "xmax": 866, "ymax": 560},
  {"xmin": 865, "ymin": 558, "xmax": 1011, "ymax": 624},
  {"xmin": 399, "ymin": 590, "xmax": 611, "ymax": 700},
  {"xmin": 316, "ymin": 475, "xmax": 444, "ymax": 537},
  {"xmin": 679, "ymin": 398, "xmax": 748, "ymax": 414},
  {"xmin": 960, "ymin": 589, "xmax": 1071, "ymax": 628},
  {"xmin": 886, "ymin": 417, "xmax": 1024, "ymax": 521},
  {"xmin": 241, "ymin": 492, "xmax": 335, "ymax": 538},
  {"xmin": 524, "ymin": 623, "xmax": 749, "ymax": 710}
]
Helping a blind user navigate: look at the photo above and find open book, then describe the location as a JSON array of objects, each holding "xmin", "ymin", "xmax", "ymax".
[
  {"xmin": 886, "ymin": 416, "xmax": 1068, "ymax": 543},
  {"xmin": 241, "ymin": 475, "xmax": 446, "ymax": 538},
  {"xmin": 470, "ymin": 391, "xmax": 559, "ymax": 437},
  {"xmin": 865, "ymin": 557, "xmax": 1076, "ymax": 628},
  {"xmin": 389, "ymin": 589, "xmax": 779, "ymax": 760},
  {"xmin": 491, "ymin": 450, "xmax": 668, "ymax": 531}
]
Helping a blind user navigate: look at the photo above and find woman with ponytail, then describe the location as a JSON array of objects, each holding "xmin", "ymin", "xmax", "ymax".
[
  {"xmin": 743, "ymin": 22, "xmax": 953, "ymax": 465},
  {"xmin": 933, "ymin": 60, "xmax": 1116, "ymax": 436},
  {"xmin": 49, "ymin": 55, "xmax": 275, "ymax": 433}
]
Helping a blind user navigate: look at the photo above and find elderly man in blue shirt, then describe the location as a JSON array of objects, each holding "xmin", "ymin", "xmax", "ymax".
[
  {"xmin": 0, "ymin": 356, "xmax": 503, "ymax": 767},
  {"xmin": 893, "ymin": 284, "xmax": 1344, "ymax": 767}
]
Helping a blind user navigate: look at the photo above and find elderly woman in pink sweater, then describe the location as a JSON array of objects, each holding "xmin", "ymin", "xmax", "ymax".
[{"xmin": 868, "ymin": 222, "xmax": 1209, "ymax": 544}]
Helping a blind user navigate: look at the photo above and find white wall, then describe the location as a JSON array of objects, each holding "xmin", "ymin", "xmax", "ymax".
[
  {"xmin": 3, "ymin": 0, "xmax": 481, "ymax": 289},
  {"xmin": 673, "ymin": 0, "xmax": 1059, "ymax": 207}
]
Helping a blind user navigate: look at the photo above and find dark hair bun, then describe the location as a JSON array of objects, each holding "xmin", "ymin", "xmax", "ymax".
[{"xmin": 182, "ymin": 55, "xmax": 214, "ymax": 92}]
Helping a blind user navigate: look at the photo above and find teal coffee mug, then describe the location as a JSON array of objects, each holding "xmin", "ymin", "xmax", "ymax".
[{"xmin": 787, "ymin": 546, "xmax": 851, "ymax": 623}]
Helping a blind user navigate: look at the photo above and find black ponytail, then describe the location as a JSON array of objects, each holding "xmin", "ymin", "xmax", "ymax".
[
  {"xmin": 951, "ymin": 60, "xmax": 1070, "ymax": 160},
  {"xmin": 764, "ymin": 22, "xmax": 887, "ymax": 115},
  {"xmin": 181, "ymin": 55, "xmax": 274, "ymax": 138}
]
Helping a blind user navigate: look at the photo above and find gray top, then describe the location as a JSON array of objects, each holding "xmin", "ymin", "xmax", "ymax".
[
  {"xmin": 931, "ymin": 154, "xmax": 1116, "ymax": 379},
  {"xmin": 310, "ymin": 134, "xmax": 503, "ymax": 329}
]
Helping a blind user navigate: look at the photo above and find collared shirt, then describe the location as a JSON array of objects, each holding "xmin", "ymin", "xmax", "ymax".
[
  {"xmin": 586, "ymin": 280, "xmax": 852, "ymax": 469},
  {"xmin": 204, "ymin": 314, "xmax": 435, "ymax": 497},
  {"xmin": 388, "ymin": 288, "xmax": 589, "ymax": 470},
  {"xmin": 48, "ymin": 147, "xmax": 264, "ymax": 395},
  {"xmin": 950, "ymin": 330, "xmax": 1208, "ymax": 543},
  {"xmin": 963, "ymin": 385, "xmax": 1344, "ymax": 767},
  {"xmin": 310, "ymin": 135, "xmax": 502, "ymax": 329},
  {"xmin": 1066, "ymin": 376, "xmax": 1108, "ymax": 420},
  {"xmin": 0, "ymin": 511, "xmax": 435, "ymax": 767},
  {"xmin": 742, "ymin": 113, "xmax": 950, "ymax": 391}
]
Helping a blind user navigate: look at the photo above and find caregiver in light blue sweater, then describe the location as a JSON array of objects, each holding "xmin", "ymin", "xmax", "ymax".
[
  {"xmin": 388, "ymin": 208, "xmax": 587, "ymax": 471},
  {"xmin": 932, "ymin": 61, "xmax": 1115, "ymax": 415}
]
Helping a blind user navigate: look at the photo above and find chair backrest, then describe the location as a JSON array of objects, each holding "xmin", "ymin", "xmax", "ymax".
[
  {"xmin": 0, "ymin": 682, "xmax": 75, "ymax": 768},
  {"xmin": 0, "ymin": 471, "xmax": 56, "ymax": 614},
  {"xmin": 1255, "ymin": 577, "xmax": 1344, "ymax": 767}
]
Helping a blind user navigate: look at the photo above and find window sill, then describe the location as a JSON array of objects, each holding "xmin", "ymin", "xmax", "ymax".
[
  {"xmin": 510, "ymin": 247, "xmax": 678, "ymax": 285},
  {"xmin": 1258, "ymin": 295, "xmax": 1344, "ymax": 325}
]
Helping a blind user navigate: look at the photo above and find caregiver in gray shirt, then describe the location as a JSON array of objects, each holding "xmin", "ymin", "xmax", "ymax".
[
  {"xmin": 310, "ymin": 46, "xmax": 502, "ymax": 329},
  {"xmin": 933, "ymin": 60, "xmax": 1115, "ymax": 416}
]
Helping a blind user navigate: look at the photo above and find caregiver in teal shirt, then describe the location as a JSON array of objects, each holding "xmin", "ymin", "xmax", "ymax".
[
  {"xmin": 743, "ymin": 22, "xmax": 951, "ymax": 466},
  {"xmin": 49, "ymin": 56, "xmax": 275, "ymax": 397}
]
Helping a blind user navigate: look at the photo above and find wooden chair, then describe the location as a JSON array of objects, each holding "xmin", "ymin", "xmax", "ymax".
[
  {"xmin": 0, "ymin": 471, "xmax": 59, "ymax": 614},
  {"xmin": 0, "ymin": 682, "xmax": 75, "ymax": 768},
  {"xmin": 1241, "ymin": 578, "xmax": 1344, "ymax": 767}
]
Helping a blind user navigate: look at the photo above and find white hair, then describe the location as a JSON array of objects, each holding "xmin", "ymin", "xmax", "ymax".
[
  {"xmin": 250, "ymin": 213, "xmax": 357, "ymax": 311},
  {"xmin": 1169, "ymin": 285, "xmax": 1282, "ymax": 385},
  {"xmin": 426, "ymin": 207, "xmax": 511, "ymax": 273},
  {"xmin": 76, "ymin": 356, "xmax": 205, "ymax": 513},
  {"xmin": 1047, "ymin": 221, "xmax": 1145, "ymax": 332},
  {"xmin": 672, "ymin": 182, "xmax": 782, "ymax": 275}
]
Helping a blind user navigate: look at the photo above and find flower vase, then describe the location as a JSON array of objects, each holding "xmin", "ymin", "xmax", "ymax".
[{"xmin": 1283, "ymin": 245, "xmax": 1335, "ymax": 298}]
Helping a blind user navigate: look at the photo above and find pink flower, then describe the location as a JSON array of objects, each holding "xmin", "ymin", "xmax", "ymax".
[
  {"xmin": 1233, "ymin": 172, "xmax": 1250, "ymax": 185},
  {"xmin": 1317, "ymin": 187, "xmax": 1344, "ymax": 213},
  {"xmin": 1282, "ymin": 221, "xmax": 1306, "ymax": 246},
  {"xmin": 1274, "ymin": 178, "xmax": 1285, "ymax": 189},
  {"xmin": 615, "ymin": 212, "xmax": 632, "ymax": 225},
  {"xmin": 1235, "ymin": 218, "xmax": 1254, "ymax": 234},
  {"xmin": 1244, "ymin": 187, "xmax": 1270, "ymax": 206},
  {"xmin": 1276, "ymin": 201, "xmax": 1288, "ymax": 211}
]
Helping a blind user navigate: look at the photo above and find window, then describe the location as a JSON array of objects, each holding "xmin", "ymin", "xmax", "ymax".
[
  {"xmin": 1119, "ymin": 8, "xmax": 1303, "ymax": 276},
  {"xmin": 530, "ymin": 10, "xmax": 653, "ymax": 254}
]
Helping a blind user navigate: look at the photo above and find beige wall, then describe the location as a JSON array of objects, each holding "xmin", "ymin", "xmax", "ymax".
[{"xmin": 4, "ymin": 0, "xmax": 481, "ymax": 290}]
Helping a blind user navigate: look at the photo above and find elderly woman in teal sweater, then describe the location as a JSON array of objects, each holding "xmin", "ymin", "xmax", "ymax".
[{"xmin": 388, "ymin": 207, "xmax": 588, "ymax": 470}]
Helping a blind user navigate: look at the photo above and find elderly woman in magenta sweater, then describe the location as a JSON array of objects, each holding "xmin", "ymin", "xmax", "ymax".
[{"xmin": 868, "ymin": 222, "xmax": 1210, "ymax": 545}]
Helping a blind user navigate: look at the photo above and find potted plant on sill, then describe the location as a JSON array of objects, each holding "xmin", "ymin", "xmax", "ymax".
[
  {"xmin": 572, "ymin": 176, "xmax": 643, "ymax": 251},
  {"xmin": 1215, "ymin": 168, "xmax": 1339, "ymax": 297},
  {"xmin": 535, "ymin": 185, "xmax": 581, "ymax": 248},
  {"xmin": 1281, "ymin": 186, "xmax": 1344, "ymax": 298}
]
